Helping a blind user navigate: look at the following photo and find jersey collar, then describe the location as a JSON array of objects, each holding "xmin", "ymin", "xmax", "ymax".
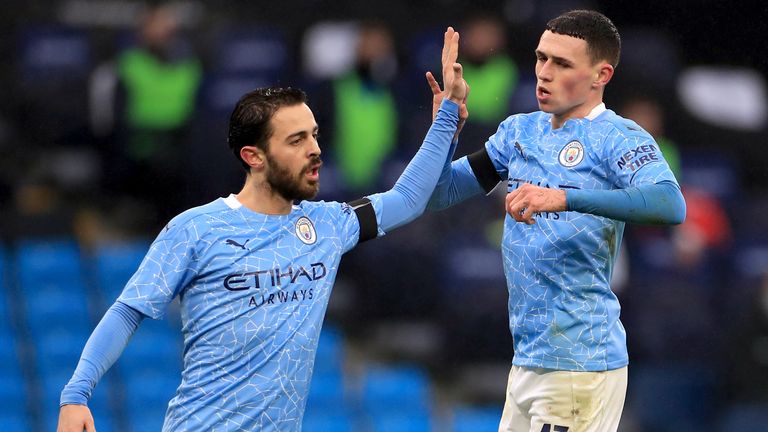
[
  {"xmin": 223, "ymin": 194, "xmax": 242, "ymax": 209},
  {"xmin": 585, "ymin": 103, "xmax": 607, "ymax": 120}
]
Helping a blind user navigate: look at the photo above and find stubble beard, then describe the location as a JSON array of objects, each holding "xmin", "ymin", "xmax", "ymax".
[{"xmin": 265, "ymin": 156, "xmax": 321, "ymax": 202}]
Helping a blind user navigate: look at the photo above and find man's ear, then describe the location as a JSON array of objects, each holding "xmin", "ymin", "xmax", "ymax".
[
  {"xmin": 240, "ymin": 145, "xmax": 266, "ymax": 170},
  {"xmin": 594, "ymin": 62, "xmax": 614, "ymax": 88}
]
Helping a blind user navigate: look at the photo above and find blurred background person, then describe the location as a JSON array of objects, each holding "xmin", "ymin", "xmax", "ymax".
[
  {"xmin": 312, "ymin": 21, "xmax": 401, "ymax": 197},
  {"xmin": 456, "ymin": 13, "xmax": 519, "ymax": 155},
  {"xmin": 90, "ymin": 3, "xmax": 202, "ymax": 228}
]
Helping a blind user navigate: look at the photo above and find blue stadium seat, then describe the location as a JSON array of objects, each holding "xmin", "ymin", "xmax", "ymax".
[
  {"xmin": 122, "ymin": 367, "xmax": 180, "ymax": 415},
  {"xmin": 0, "ymin": 412, "xmax": 33, "ymax": 432},
  {"xmin": 314, "ymin": 324, "xmax": 344, "ymax": 375},
  {"xmin": 368, "ymin": 411, "xmax": 432, "ymax": 432},
  {"xmin": 0, "ymin": 327, "xmax": 18, "ymax": 367},
  {"xmin": 126, "ymin": 406, "xmax": 169, "ymax": 432},
  {"xmin": 24, "ymin": 287, "xmax": 91, "ymax": 335},
  {"xmin": 361, "ymin": 364, "xmax": 432, "ymax": 414},
  {"xmin": 93, "ymin": 240, "xmax": 151, "ymax": 301},
  {"xmin": 119, "ymin": 331, "xmax": 182, "ymax": 375},
  {"xmin": 451, "ymin": 406, "xmax": 502, "ymax": 432},
  {"xmin": 15, "ymin": 238, "xmax": 84, "ymax": 288},
  {"xmin": 302, "ymin": 410, "xmax": 355, "ymax": 432},
  {"xmin": 305, "ymin": 371, "xmax": 346, "ymax": 411},
  {"xmin": 34, "ymin": 327, "xmax": 90, "ymax": 374},
  {"xmin": 0, "ymin": 367, "xmax": 27, "ymax": 405}
]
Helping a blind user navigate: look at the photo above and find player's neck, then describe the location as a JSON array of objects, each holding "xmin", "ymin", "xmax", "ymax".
[
  {"xmin": 551, "ymin": 94, "xmax": 604, "ymax": 129},
  {"xmin": 236, "ymin": 176, "xmax": 293, "ymax": 215}
]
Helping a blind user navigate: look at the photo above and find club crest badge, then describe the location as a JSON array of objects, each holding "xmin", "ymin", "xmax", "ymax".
[
  {"xmin": 295, "ymin": 217, "xmax": 317, "ymax": 245},
  {"xmin": 558, "ymin": 140, "xmax": 585, "ymax": 167}
]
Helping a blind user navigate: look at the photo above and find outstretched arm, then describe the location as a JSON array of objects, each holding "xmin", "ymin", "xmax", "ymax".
[
  {"xmin": 505, "ymin": 181, "xmax": 686, "ymax": 225},
  {"xmin": 360, "ymin": 27, "xmax": 468, "ymax": 234},
  {"xmin": 58, "ymin": 301, "xmax": 144, "ymax": 432}
]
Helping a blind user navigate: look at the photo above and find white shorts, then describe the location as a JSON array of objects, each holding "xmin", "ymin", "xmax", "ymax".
[{"xmin": 498, "ymin": 365, "xmax": 628, "ymax": 432}]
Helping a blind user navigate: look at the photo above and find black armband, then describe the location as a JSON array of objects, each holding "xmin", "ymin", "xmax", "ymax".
[
  {"xmin": 467, "ymin": 148, "xmax": 502, "ymax": 194},
  {"xmin": 347, "ymin": 197, "xmax": 377, "ymax": 243}
]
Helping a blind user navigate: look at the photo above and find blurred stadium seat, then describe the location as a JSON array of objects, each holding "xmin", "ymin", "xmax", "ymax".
[
  {"xmin": 302, "ymin": 409, "xmax": 356, "ymax": 432},
  {"xmin": 0, "ymin": 412, "xmax": 33, "ymax": 432},
  {"xmin": 93, "ymin": 240, "xmax": 151, "ymax": 301},
  {"xmin": 361, "ymin": 363, "xmax": 432, "ymax": 414},
  {"xmin": 0, "ymin": 365, "xmax": 27, "ymax": 407},
  {"xmin": 15, "ymin": 238, "xmax": 83, "ymax": 285},
  {"xmin": 367, "ymin": 410, "xmax": 432, "ymax": 432},
  {"xmin": 450, "ymin": 405, "xmax": 502, "ymax": 432}
]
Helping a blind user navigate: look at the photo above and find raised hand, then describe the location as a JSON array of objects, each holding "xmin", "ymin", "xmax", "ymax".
[{"xmin": 426, "ymin": 27, "xmax": 469, "ymax": 133}]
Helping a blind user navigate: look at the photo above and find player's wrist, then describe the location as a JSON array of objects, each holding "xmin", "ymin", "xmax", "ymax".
[{"xmin": 440, "ymin": 98, "xmax": 461, "ymax": 113}]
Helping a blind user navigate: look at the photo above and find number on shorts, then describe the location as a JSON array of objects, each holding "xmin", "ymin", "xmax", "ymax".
[{"xmin": 540, "ymin": 424, "xmax": 569, "ymax": 432}]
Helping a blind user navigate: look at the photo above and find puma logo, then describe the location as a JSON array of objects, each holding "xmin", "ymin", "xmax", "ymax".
[
  {"xmin": 514, "ymin": 141, "xmax": 527, "ymax": 161},
  {"xmin": 226, "ymin": 239, "xmax": 249, "ymax": 250}
]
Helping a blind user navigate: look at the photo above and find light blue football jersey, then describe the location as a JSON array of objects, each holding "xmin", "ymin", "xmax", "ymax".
[
  {"xmin": 118, "ymin": 195, "xmax": 360, "ymax": 431},
  {"xmin": 485, "ymin": 105, "xmax": 678, "ymax": 371}
]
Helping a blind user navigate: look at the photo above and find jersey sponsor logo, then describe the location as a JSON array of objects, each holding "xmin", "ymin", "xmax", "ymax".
[
  {"xmin": 558, "ymin": 140, "xmax": 584, "ymax": 167},
  {"xmin": 249, "ymin": 288, "xmax": 314, "ymax": 308},
  {"xmin": 225, "ymin": 239, "xmax": 249, "ymax": 250},
  {"xmin": 616, "ymin": 143, "xmax": 660, "ymax": 172},
  {"xmin": 223, "ymin": 263, "xmax": 327, "ymax": 291},
  {"xmin": 295, "ymin": 217, "xmax": 317, "ymax": 244},
  {"xmin": 224, "ymin": 263, "xmax": 326, "ymax": 309}
]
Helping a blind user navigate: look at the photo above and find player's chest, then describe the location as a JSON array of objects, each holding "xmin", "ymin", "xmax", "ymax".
[
  {"xmin": 201, "ymin": 216, "xmax": 341, "ymax": 280},
  {"xmin": 506, "ymin": 133, "xmax": 608, "ymax": 190}
]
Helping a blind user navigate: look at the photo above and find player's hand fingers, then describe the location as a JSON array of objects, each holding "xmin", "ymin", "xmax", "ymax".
[
  {"xmin": 442, "ymin": 27, "xmax": 454, "ymax": 65},
  {"xmin": 507, "ymin": 191, "xmax": 531, "ymax": 223},
  {"xmin": 507, "ymin": 198, "xmax": 526, "ymax": 222},
  {"xmin": 443, "ymin": 36, "xmax": 458, "ymax": 77},
  {"xmin": 425, "ymin": 71, "xmax": 442, "ymax": 96},
  {"xmin": 446, "ymin": 32, "xmax": 459, "ymax": 65},
  {"xmin": 452, "ymin": 63, "xmax": 463, "ymax": 80}
]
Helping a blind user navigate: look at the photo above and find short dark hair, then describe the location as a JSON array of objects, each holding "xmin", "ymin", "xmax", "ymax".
[
  {"xmin": 546, "ymin": 10, "xmax": 621, "ymax": 68},
  {"xmin": 228, "ymin": 87, "xmax": 308, "ymax": 171}
]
